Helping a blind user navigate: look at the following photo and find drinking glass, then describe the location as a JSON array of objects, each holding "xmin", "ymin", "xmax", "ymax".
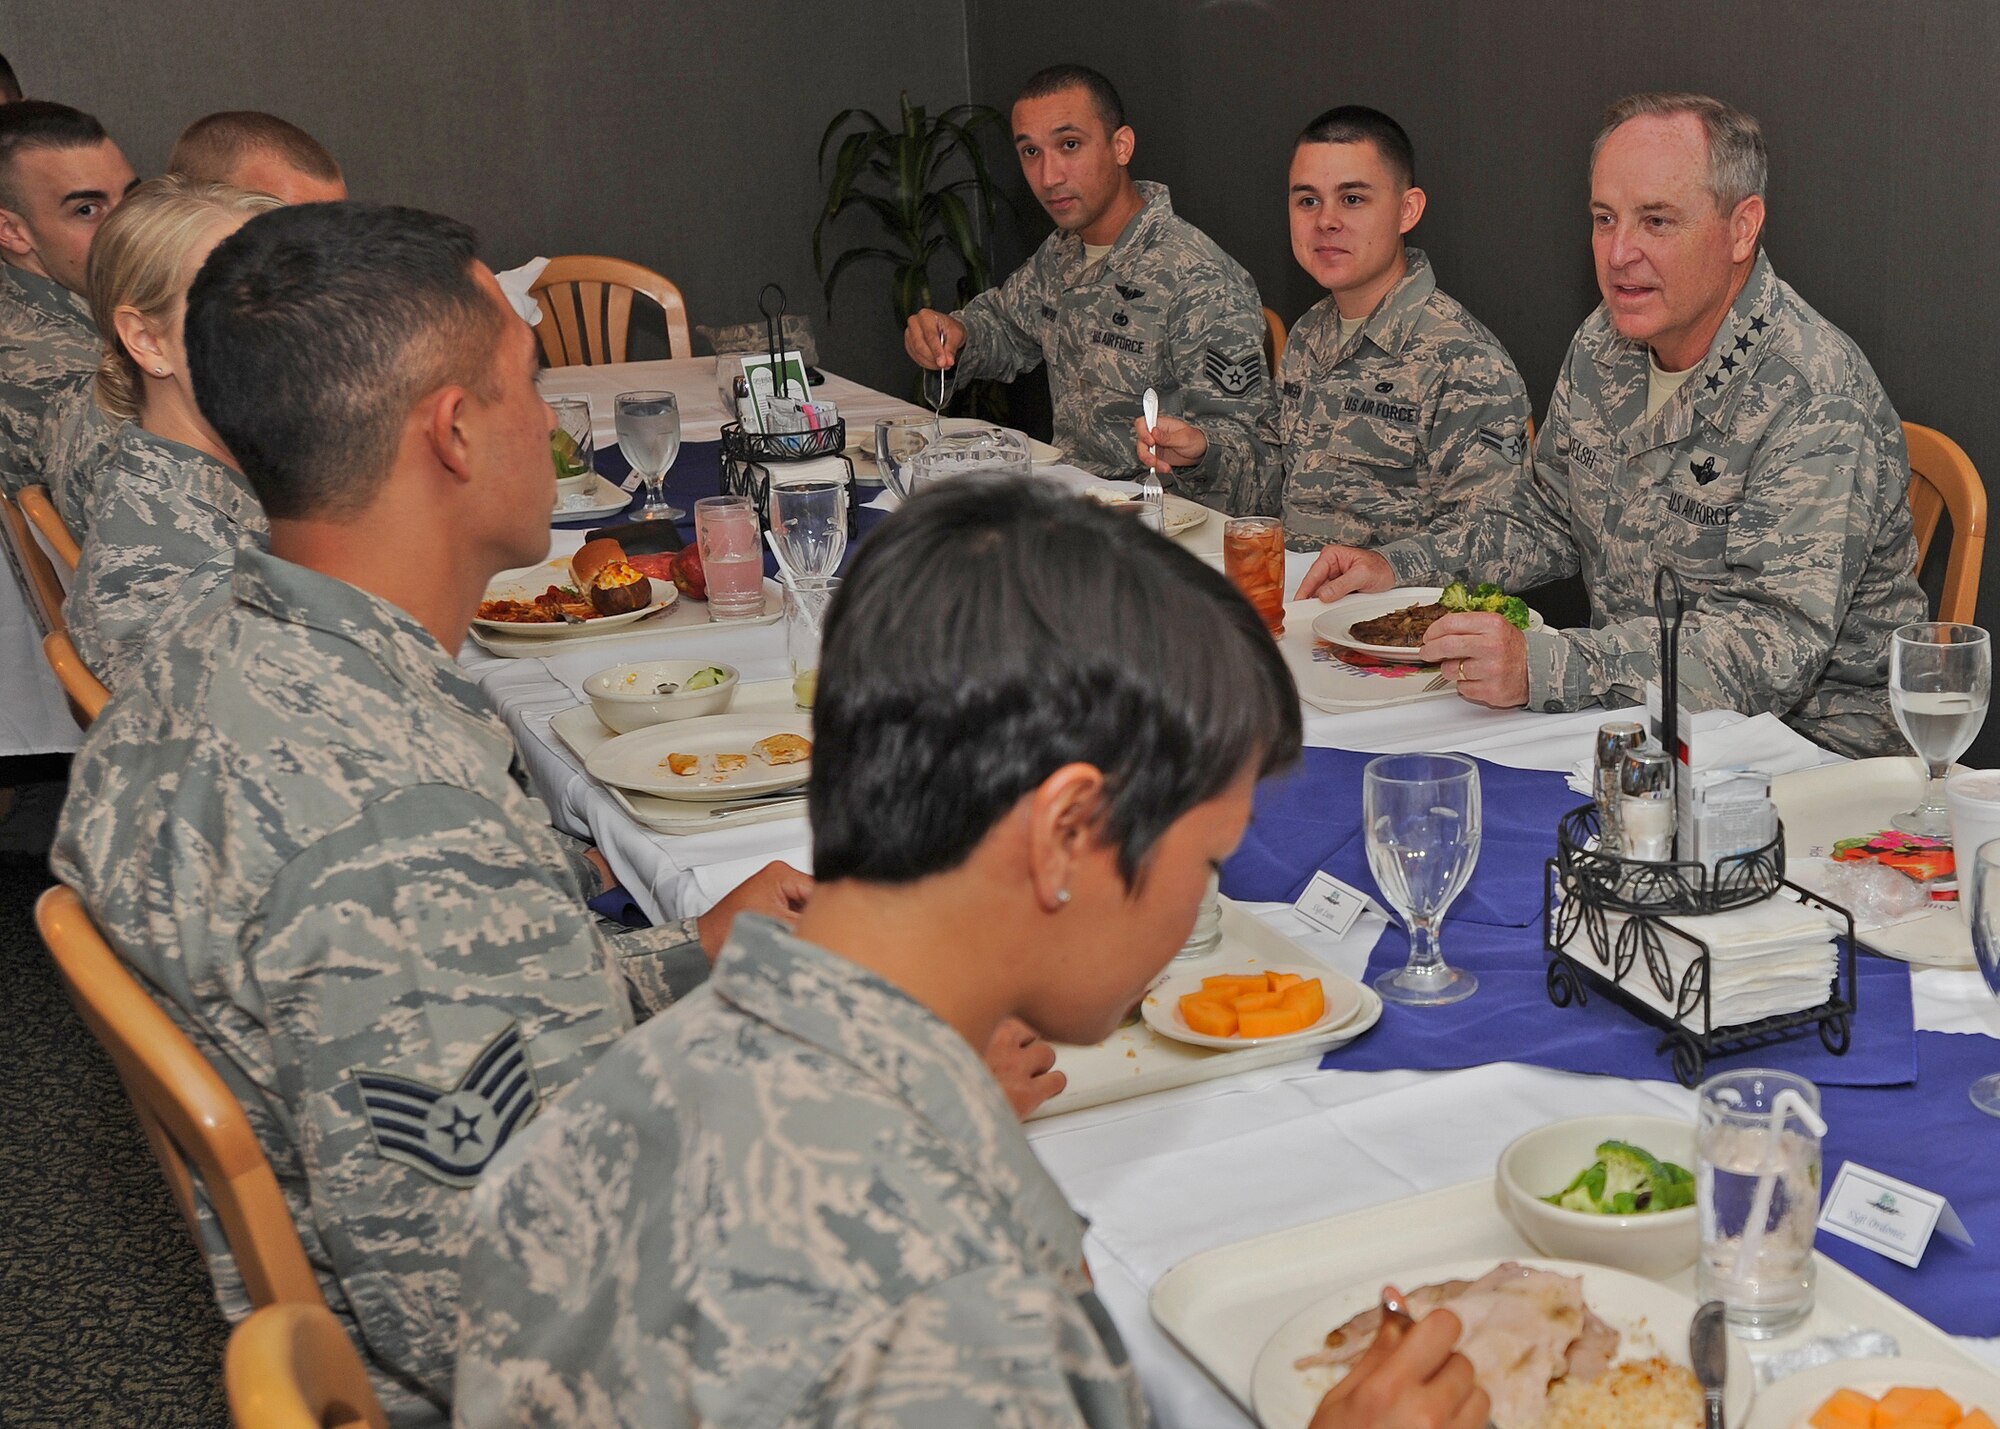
[
  {"xmin": 1223, "ymin": 516, "xmax": 1287, "ymax": 637},
  {"xmin": 693, "ymin": 495, "xmax": 766, "ymax": 621},
  {"xmin": 1695, "ymin": 1068, "xmax": 1822, "ymax": 1337},
  {"xmin": 1889, "ymin": 622, "xmax": 1990, "ymax": 835},
  {"xmin": 904, "ymin": 427, "xmax": 1032, "ymax": 496},
  {"xmin": 549, "ymin": 398, "xmax": 595, "ymax": 510},
  {"xmin": 769, "ymin": 471, "xmax": 848, "ymax": 578},
  {"xmin": 1969, "ymin": 842, "xmax": 2000, "ymax": 1116},
  {"xmin": 1363, "ymin": 752, "xmax": 1481, "ymax": 1006},
  {"xmin": 782, "ymin": 575, "xmax": 840, "ymax": 709},
  {"xmin": 872, "ymin": 415, "xmax": 941, "ymax": 500},
  {"xmin": 615, "ymin": 390, "xmax": 684, "ymax": 521}
]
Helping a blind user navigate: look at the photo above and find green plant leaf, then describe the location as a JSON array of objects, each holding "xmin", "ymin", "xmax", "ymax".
[{"xmin": 816, "ymin": 107, "xmax": 886, "ymax": 171}]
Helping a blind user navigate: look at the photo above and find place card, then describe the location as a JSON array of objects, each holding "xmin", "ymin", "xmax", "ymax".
[
  {"xmin": 1816, "ymin": 1160, "xmax": 1973, "ymax": 1267},
  {"xmin": 1293, "ymin": 870, "xmax": 1372, "ymax": 938}
]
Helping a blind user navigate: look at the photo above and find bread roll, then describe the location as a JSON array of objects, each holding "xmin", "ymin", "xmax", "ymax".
[{"xmin": 571, "ymin": 538, "xmax": 627, "ymax": 589}]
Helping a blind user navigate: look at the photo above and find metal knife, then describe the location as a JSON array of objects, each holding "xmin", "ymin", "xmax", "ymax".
[{"xmin": 1692, "ymin": 1300, "xmax": 1727, "ymax": 1429}]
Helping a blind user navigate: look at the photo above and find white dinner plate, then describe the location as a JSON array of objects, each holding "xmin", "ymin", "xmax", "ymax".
[
  {"xmin": 551, "ymin": 474, "xmax": 635, "ymax": 521},
  {"xmin": 1141, "ymin": 963, "xmax": 1366, "ymax": 1051},
  {"xmin": 1310, "ymin": 587, "xmax": 1546, "ymax": 662},
  {"xmin": 584, "ymin": 713, "xmax": 812, "ymax": 802},
  {"xmin": 473, "ymin": 573, "xmax": 675, "ymax": 636},
  {"xmin": 1251, "ymin": 1256, "xmax": 1754, "ymax": 1429},
  {"xmin": 1748, "ymin": 1358, "xmax": 2000, "ymax": 1429}
]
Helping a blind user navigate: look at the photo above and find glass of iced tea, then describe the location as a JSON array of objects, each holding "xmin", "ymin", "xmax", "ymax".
[{"xmin": 1224, "ymin": 516, "xmax": 1287, "ymax": 636}]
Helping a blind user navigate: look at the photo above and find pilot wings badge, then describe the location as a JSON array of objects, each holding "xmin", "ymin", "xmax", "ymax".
[{"xmin": 349, "ymin": 1021, "xmax": 542, "ymax": 1188}]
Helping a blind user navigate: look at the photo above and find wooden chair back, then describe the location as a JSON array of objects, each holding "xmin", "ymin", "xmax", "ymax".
[
  {"xmin": 34, "ymin": 886, "xmax": 325, "ymax": 1310},
  {"xmin": 19, "ymin": 483, "xmax": 79, "ymax": 573},
  {"xmin": 1263, "ymin": 306, "xmax": 1288, "ymax": 373},
  {"xmin": 44, "ymin": 630, "xmax": 110, "ymax": 725},
  {"xmin": 1, "ymin": 489, "xmax": 67, "ymax": 635},
  {"xmin": 530, "ymin": 254, "xmax": 691, "ymax": 366},
  {"xmin": 226, "ymin": 1303, "xmax": 388, "ymax": 1429},
  {"xmin": 1905, "ymin": 422, "xmax": 1987, "ymax": 626}
]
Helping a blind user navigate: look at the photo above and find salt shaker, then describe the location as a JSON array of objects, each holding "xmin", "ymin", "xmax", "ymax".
[
  {"xmin": 1620, "ymin": 748, "xmax": 1676, "ymax": 862},
  {"xmin": 1594, "ymin": 721, "xmax": 1647, "ymax": 855}
]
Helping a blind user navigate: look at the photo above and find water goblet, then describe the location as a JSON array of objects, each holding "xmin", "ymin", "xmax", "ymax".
[
  {"xmin": 615, "ymin": 390, "xmax": 683, "ymax": 521},
  {"xmin": 1363, "ymin": 752, "xmax": 1482, "ymax": 1007},
  {"xmin": 1889, "ymin": 622, "xmax": 1990, "ymax": 836},
  {"xmin": 769, "ymin": 471, "xmax": 848, "ymax": 578}
]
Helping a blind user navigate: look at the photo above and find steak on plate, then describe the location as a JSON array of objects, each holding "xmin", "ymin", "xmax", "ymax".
[{"xmin": 1348, "ymin": 601, "xmax": 1448, "ymax": 648}]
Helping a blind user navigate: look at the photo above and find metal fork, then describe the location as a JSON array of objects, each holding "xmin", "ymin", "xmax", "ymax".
[{"xmin": 1422, "ymin": 670, "xmax": 1453, "ymax": 691}]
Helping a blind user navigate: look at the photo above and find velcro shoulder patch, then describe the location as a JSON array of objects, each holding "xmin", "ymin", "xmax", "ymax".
[{"xmin": 349, "ymin": 1021, "xmax": 542, "ymax": 1188}]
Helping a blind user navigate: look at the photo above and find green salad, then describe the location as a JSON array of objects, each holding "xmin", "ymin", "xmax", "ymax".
[
  {"xmin": 1544, "ymin": 1140, "xmax": 1695, "ymax": 1215},
  {"xmin": 1440, "ymin": 580, "xmax": 1531, "ymax": 631},
  {"xmin": 683, "ymin": 666, "xmax": 730, "ymax": 691},
  {"xmin": 551, "ymin": 428, "xmax": 592, "ymax": 480}
]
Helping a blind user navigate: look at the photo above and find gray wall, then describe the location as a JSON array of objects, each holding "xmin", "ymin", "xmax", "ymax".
[
  {"xmin": 6, "ymin": 0, "xmax": 971, "ymax": 393},
  {"xmin": 970, "ymin": 0, "xmax": 2000, "ymax": 761}
]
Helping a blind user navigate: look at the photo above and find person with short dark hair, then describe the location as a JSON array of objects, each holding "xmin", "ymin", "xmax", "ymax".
[
  {"xmin": 455, "ymin": 482, "xmax": 1491, "ymax": 1429},
  {"xmin": 0, "ymin": 99, "xmax": 136, "ymax": 494},
  {"xmin": 168, "ymin": 109, "xmax": 347, "ymax": 205},
  {"xmin": 51, "ymin": 200, "xmax": 810, "ymax": 1424},
  {"xmin": 904, "ymin": 64, "xmax": 1272, "ymax": 511},
  {"xmin": 0, "ymin": 50, "xmax": 22, "ymax": 105},
  {"xmin": 1141, "ymin": 106, "xmax": 1529, "ymax": 547}
]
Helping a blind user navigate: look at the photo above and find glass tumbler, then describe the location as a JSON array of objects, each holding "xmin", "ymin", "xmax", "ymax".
[{"xmin": 1695, "ymin": 1068, "xmax": 1822, "ymax": 1337}]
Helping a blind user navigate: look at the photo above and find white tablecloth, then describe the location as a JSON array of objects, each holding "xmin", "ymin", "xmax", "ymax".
[
  {"xmin": 537, "ymin": 355, "xmax": 930, "ymax": 448},
  {"xmin": 462, "ymin": 364, "xmax": 2000, "ymax": 1423}
]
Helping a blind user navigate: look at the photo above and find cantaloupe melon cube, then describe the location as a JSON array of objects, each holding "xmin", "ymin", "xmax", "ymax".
[
  {"xmin": 1950, "ymin": 1408, "xmax": 1996, "ymax": 1429},
  {"xmin": 1812, "ymin": 1389, "xmax": 1876, "ymax": 1429},
  {"xmin": 1179, "ymin": 995, "xmax": 1237, "ymax": 1038}
]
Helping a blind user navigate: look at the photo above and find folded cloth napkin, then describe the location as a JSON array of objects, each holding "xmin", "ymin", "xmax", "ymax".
[
  {"xmin": 1565, "ymin": 711, "xmax": 1835, "ymax": 795},
  {"xmin": 494, "ymin": 257, "xmax": 551, "ymax": 324}
]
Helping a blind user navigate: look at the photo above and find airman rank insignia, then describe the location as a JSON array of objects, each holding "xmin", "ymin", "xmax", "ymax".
[
  {"xmin": 350, "ymin": 1022, "xmax": 541, "ymax": 1188},
  {"xmin": 1115, "ymin": 283, "xmax": 1145, "ymax": 301},
  {"xmin": 1040, "ymin": 303, "xmax": 1058, "ymax": 321},
  {"xmin": 1204, "ymin": 347, "xmax": 1261, "ymax": 396},
  {"xmin": 1477, "ymin": 426, "xmax": 1527, "ymax": 464}
]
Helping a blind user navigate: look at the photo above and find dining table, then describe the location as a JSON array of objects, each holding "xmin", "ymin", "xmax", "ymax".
[{"xmin": 467, "ymin": 357, "xmax": 2000, "ymax": 1426}]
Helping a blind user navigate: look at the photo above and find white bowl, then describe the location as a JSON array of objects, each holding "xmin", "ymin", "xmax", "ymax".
[
  {"xmin": 1495, "ymin": 1114, "xmax": 1699, "ymax": 1279},
  {"xmin": 583, "ymin": 660, "xmax": 738, "ymax": 733},
  {"xmin": 554, "ymin": 472, "xmax": 596, "ymax": 508}
]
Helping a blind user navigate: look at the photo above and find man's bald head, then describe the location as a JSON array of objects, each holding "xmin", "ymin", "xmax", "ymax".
[{"xmin": 169, "ymin": 110, "xmax": 346, "ymax": 204}]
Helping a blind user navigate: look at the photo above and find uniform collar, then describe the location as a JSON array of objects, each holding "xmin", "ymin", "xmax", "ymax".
[
  {"xmin": 1060, "ymin": 180, "xmax": 1174, "ymax": 284},
  {"xmin": 121, "ymin": 425, "xmax": 270, "ymax": 536},
  {"xmin": 712, "ymin": 917, "xmax": 1088, "ymax": 1283},
  {"xmin": 229, "ymin": 545, "xmax": 503, "ymax": 746},
  {"xmin": 0, "ymin": 261, "xmax": 93, "ymax": 330},
  {"xmin": 1324, "ymin": 247, "xmax": 1436, "ymax": 363}
]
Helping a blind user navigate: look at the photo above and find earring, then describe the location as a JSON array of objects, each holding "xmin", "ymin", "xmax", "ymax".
[
  {"xmin": 154, "ymin": 367, "xmax": 167, "ymax": 376},
  {"xmin": 1055, "ymin": 889, "xmax": 1072, "ymax": 906}
]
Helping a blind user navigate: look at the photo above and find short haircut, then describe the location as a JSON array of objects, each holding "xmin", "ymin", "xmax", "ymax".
[
  {"xmin": 168, "ymin": 110, "xmax": 342, "ymax": 188},
  {"xmin": 0, "ymin": 51, "xmax": 21, "ymax": 105},
  {"xmin": 1593, "ymin": 91, "xmax": 1767, "ymax": 214},
  {"xmin": 810, "ymin": 478, "xmax": 1303, "ymax": 887},
  {"xmin": 0, "ymin": 101, "xmax": 109, "ymax": 211},
  {"xmin": 87, "ymin": 176, "xmax": 282, "ymax": 422},
  {"xmin": 1016, "ymin": 64, "xmax": 1125, "ymax": 135},
  {"xmin": 184, "ymin": 202, "xmax": 505, "ymax": 522},
  {"xmin": 1297, "ymin": 105, "xmax": 1416, "ymax": 190}
]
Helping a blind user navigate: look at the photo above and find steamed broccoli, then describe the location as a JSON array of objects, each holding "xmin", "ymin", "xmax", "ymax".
[
  {"xmin": 1438, "ymin": 580, "xmax": 1533, "ymax": 630},
  {"xmin": 1545, "ymin": 1140, "xmax": 1696, "ymax": 1215},
  {"xmin": 1440, "ymin": 580, "xmax": 1471, "ymax": 610},
  {"xmin": 1498, "ymin": 596, "xmax": 1531, "ymax": 631}
]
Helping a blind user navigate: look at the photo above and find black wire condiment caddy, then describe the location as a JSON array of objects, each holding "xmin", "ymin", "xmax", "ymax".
[
  {"xmin": 1540, "ymin": 568, "xmax": 1858, "ymax": 1086},
  {"xmin": 717, "ymin": 283, "xmax": 859, "ymax": 534}
]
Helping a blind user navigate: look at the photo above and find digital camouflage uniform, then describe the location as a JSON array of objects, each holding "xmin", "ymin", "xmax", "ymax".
[
  {"xmin": 46, "ymin": 382, "xmax": 124, "ymax": 533},
  {"xmin": 951, "ymin": 181, "xmax": 1272, "ymax": 511},
  {"xmin": 454, "ymin": 917, "xmax": 1147, "ymax": 1429},
  {"xmin": 1263, "ymin": 248, "xmax": 1530, "ymax": 546},
  {"xmin": 1380, "ymin": 254, "xmax": 1924, "ymax": 757},
  {"xmin": 0, "ymin": 262, "xmax": 99, "ymax": 494},
  {"xmin": 51, "ymin": 547, "xmax": 707, "ymax": 1425},
  {"xmin": 66, "ymin": 425, "xmax": 268, "ymax": 690}
]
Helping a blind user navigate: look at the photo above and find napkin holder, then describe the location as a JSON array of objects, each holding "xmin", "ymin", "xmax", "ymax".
[{"xmin": 718, "ymin": 422, "xmax": 857, "ymax": 534}]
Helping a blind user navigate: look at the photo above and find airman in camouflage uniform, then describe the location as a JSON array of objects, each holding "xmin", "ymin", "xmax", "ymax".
[
  {"xmin": 0, "ymin": 261, "xmax": 98, "ymax": 494},
  {"xmin": 1261, "ymin": 247, "xmax": 1529, "ymax": 545},
  {"xmin": 66, "ymin": 424, "xmax": 264, "ymax": 689},
  {"xmin": 1379, "ymin": 252, "xmax": 1924, "ymax": 757},
  {"xmin": 52, "ymin": 545, "xmax": 707, "ymax": 1425},
  {"xmin": 45, "ymin": 382, "xmax": 123, "ymax": 533},
  {"xmin": 454, "ymin": 915, "xmax": 1147, "ymax": 1429},
  {"xmin": 949, "ymin": 181, "xmax": 1272, "ymax": 508}
]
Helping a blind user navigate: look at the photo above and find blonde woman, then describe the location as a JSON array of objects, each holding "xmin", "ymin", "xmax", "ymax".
[{"xmin": 65, "ymin": 176, "xmax": 280, "ymax": 689}]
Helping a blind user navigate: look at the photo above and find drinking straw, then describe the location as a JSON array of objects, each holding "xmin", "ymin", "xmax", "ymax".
[
  {"xmin": 1730, "ymin": 1087, "xmax": 1829, "ymax": 1284},
  {"xmin": 764, "ymin": 530, "xmax": 800, "ymax": 584}
]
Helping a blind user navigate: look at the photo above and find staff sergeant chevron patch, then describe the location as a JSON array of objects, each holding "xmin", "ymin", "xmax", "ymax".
[
  {"xmin": 1203, "ymin": 347, "xmax": 1261, "ymax": 397},
  {"xmin": 349, "ymin": 1022, "xmax": 542, "ymax": 1188}
]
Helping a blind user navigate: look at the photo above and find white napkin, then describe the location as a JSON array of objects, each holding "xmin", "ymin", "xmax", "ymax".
[
  {"xmin": 1565, "ymin": 711, "xmax": 1834, "ymax": 796},
  {"xmin": 1560, "ymin": 897, "xmax": 1843, "ymax": 1027},
  {"xmin": 494, "ymin": 257, "xmax": 551, "ymax": 324}
]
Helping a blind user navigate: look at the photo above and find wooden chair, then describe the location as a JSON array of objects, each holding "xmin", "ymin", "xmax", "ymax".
[
  {"xmin": 0, "ymin": 489, "xmax": 67, "ymax": 635},
  {"xmin": 19, "ymin": 482, "xmax": 79, "ymax": 573},
  {"xmin": 1905, "ymin": 422, "xmax": 1987, "ymax": 626},
  {"xmin": 44, "ymin": 630, "xmax": 110, "ymax": 725},
  {"xmin": 34, "ymin": 886, "xmax": 325, "ymax": 1310},
  {"xmin": 226, "ymin": 1303, "xmax": 387, "ymax": 1429},
  {"xmin": 1262, "ymin": 306, "xmax": 1288, "ymax": 372},
  {"xmin": 530, "ymin": 254, "xmax": 691, "ymax": 367}
]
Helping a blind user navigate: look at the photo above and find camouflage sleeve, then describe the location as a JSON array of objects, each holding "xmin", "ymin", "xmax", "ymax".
[
  {"xmin": 45, "ymin": 389, "xmax": 122, "ymax": 535},
  {"xmin": 1165, "ymin": 270, "xmax": 1274, "ymax": 513},
  {"xmin": 1525, "ymin": 393, "xmax": 1886, "ymax": 719},
  {"xmin": 952, "ymin": 260, "xmax": 1050, "ymax": 384},
  {"xmin": 254, "ymin": 783, "xmax": 639, "ymax": 1403},
  {"xmin": 543, "ymin": 828, "xmax": 707, "ymax": 1016},
  {"xmin": 1380, "ymin": 364, "xmax": 1579, "ymax": 586},
  {"xmin": 1420, "ymin": 339, "xmax": 1533, "ymax": 515},
  {"xmin": 807, "ymin": 1264, "xmax": 1146, "ymax": 1428}
]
